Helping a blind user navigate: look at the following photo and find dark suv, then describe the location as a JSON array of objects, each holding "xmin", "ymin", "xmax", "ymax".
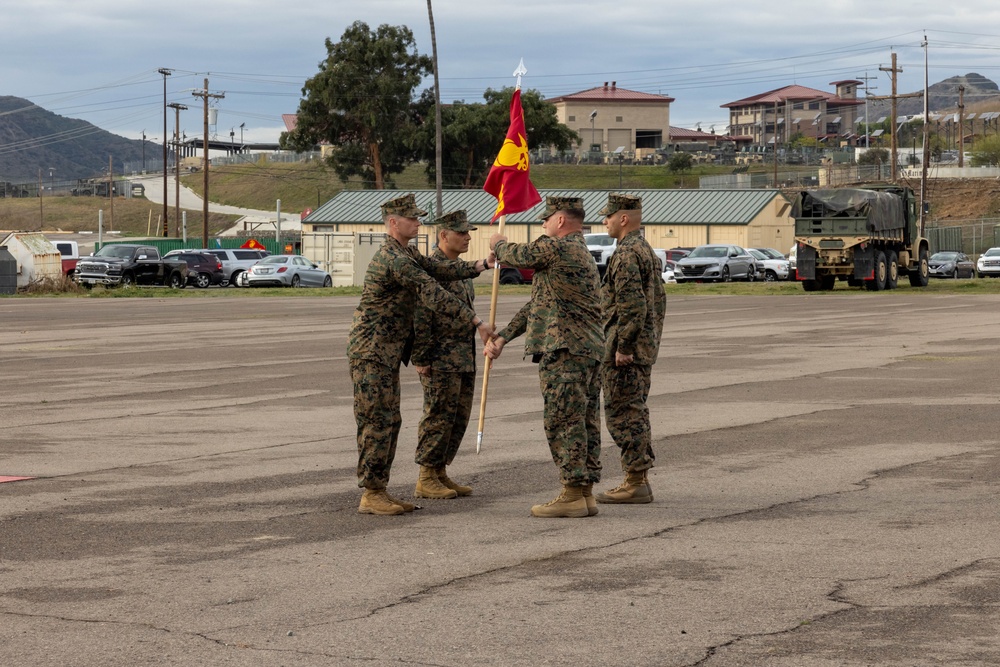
[{"xmin": 166, "ymin": 252, "xmax": 224, "ymax": 288}]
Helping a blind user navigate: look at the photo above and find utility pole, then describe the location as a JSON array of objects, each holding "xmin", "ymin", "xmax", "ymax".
[
  {"xmin": 108, "ymin": 156, "xmax": 114, "ymax": 233},
  {"xmin": 167, "ymin": 102, "xmax": 188, "ymax": 236},
  {"xmin": 772, "ymin": 100, "xmax": 779, "ymax": 188},
  {"xmin": 38, "ymin": 168, "xmax": 43, "ymax": 230},
  {"xmin": 192, "ymin": 78, "xmax": 225, "ymax": 248},
  {"xmin": 158, "ymin": 68, "xmax": 173, "ymax": 237},
  {"xmin": 872, "ymin": 52, "xmax": 920, "ymax": 181},
  {"xmin": 856, "ymin": 71, "xmax": 877, "ymax": 149},
  {"xmin": 920, "ymin": 34, "xmax": 931, "ymax": 237},
  {"xmin": 957, "ymin": 85, "xmax": 965, "ymax": 168}
]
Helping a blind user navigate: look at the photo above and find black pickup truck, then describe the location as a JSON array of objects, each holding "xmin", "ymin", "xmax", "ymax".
[{"xmin": 74, "ymin": 244, "xmax": 189, "ymax": 288}]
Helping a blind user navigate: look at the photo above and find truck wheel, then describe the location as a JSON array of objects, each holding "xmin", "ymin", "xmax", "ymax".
[
  {"xmin": 499, "ymin": 268, "xmax": 522, "ymax": 285},
  {"xmin": 908, "ymin": 249, "xmax": 930, "ymax": 287},
  {"xmin": 866, "ymin": 251, "xmax": 887, "ymax": 291},
  {"xmin": 195, "ymin": 273, "xmax": 211, "ymax": 289},
  {"xmin": 121, "ymin": 273, "xmax": 135, "ymax": 288},
  {"xmin": 764, "ymin": 270, "xmax": 778, "ymax": 282},
  {"xmin": 229, "ymin": 270, "xmax": 244, "ymax": 287},
  {"xmin": 884, "ymin": 251, "xmax": 899, "ymax": 290},
  {"xmin": 168, "ymin": 272, "xmax": 185, "ymax": 289},
  {"xmin": 820, "ymin": 275, "xmax": 836, "ymax": 290},
  {"xmin": 802, "ymin": 279, "xmax": 820, "ymax": 292}
]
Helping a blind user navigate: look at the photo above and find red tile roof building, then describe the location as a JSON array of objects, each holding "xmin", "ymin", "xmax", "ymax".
[
  {"xmin": 722, "ymin": 81, "xmax": 864, "ymax": 148},
  {"xmin": 547, "ymin": 82, "xmax": 675, "ymax": 158}
]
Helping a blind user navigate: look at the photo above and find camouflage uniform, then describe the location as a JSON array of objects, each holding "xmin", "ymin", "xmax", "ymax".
[
  {"xmin": 348, "ymin": 195, "xmax": 482, "ymax": 491},
  {"xmin": 494, "ymin": 197, "xmax": 605, "ymax": 487},
  {"xmin": 600, "ymin": 194, "xmax": 667, "ymax": 474},
  {"xmin": 412, "ymin": 214, "xmax": 478, "ymax": 469}
]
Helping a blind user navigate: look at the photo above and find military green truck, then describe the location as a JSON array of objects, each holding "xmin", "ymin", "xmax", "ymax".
[{"xmin": 791, "ymin": 185, "xmax": 929, "ymax": 291}]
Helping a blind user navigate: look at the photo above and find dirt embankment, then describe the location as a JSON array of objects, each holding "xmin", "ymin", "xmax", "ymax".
[{"xmin": 915, "ymin": 178, "xmax": 1000, "ymax": 221}]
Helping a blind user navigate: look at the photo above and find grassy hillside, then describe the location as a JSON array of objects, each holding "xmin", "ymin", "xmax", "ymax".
[
  {"xmin": 4, "ymin": 157, "xmax": 999, "ymax": 240},
  {"xmin": 179, "ymin": 159, "xmax": 735, "ymax": 213}
]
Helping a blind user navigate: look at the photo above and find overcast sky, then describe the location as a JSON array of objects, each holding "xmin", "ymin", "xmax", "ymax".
[{"xmin": 3, "ymin": 0, "xmax": 1000, "ymax": 148}]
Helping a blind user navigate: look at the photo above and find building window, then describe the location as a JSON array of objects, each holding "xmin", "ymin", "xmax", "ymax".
[
  {"xmin": 568, "ymin": 115, "xmax": 575, "ymax": 122},
  {"xmin": 635, "ymin": 130, "xmax": 662, "ymax": 149},
  {"xmin": 616, "ymin": 116, "xmax": 623, "ymax": 123},
  {"xmin": 808, "ymin": 101, "xmax": 821, "ymax": 110},
  {"xmin": 793, "ymin": 102, "xmax": 803, "ymax": 110}
]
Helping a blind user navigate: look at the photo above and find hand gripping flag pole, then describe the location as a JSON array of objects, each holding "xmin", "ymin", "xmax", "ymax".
[{"xmin": 477, "ymin": 59, "xmax": 540, "ymax": 453}]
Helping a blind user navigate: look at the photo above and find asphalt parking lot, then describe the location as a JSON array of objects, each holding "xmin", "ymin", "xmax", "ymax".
[{"xmin": 4, "ymin": 292, "xmax": 1000, "ymax": 666}]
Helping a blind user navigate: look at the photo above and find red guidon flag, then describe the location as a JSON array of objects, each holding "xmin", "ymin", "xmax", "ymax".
[
  {"xmin": 241, "ymin": 239, "xmax": 265, "ymax": 249},
  {"xmin": 483, "ymin": 89, "xmax": 541, "ymax": 222}
]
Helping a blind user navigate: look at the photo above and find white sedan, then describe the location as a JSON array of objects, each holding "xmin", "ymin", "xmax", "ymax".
[
  {"xmin": 749, "ymin": 248, "xmax": 791, "ymax": 281},
  {"xmin": 245, "ymin": 255, "xmax": 333, "ymax": 288}
]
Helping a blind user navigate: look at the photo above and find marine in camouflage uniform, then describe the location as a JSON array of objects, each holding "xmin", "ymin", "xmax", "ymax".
[
  {"xmin": 348, "ymin": 195, "xmax": 495, "ymax": 516},
  {"xmin": 411, "ymin": 210, "xmax": 479, "ymax": 499},
  {"xmin": 596, "ymin": 193, "xmax": 666, "ymax": 504},
  {"xmin": 486, "ymin": 196, "xmax": 605, "ymax": 518}
]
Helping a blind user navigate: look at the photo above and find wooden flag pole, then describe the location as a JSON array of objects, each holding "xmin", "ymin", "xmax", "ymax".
[
  {"xmin": 477, "ymin": 213, "xmax": 506, "ymax": 453},
  {"xmin": 476, "ymin": 59, "xmax": 527, "ymax": 454}
]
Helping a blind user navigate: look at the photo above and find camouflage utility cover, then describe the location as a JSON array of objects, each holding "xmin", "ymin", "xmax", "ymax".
[
  {"xmin": 599, "ymin": 193, "xmax": 642, "ymax": 216},
  {"xmin": 380, "ymin": 193, "xmax": 428, "ymax": 218},
  {"xmin": 536, "ymin": 196, "xmax": 585, "ymax": 221}
]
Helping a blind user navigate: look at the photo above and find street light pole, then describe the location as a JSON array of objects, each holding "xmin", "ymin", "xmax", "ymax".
[
  {"xmin": 141, "ymin": 130, "xmax": 146, "ymax": 173},
  {"xmin": 158, "ymin": 68, "xmax": 173, "ymax": 237}
]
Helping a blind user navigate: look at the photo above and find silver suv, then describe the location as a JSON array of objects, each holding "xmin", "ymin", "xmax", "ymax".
[{"xmin": 167, "ymin": 248, "xmax": 270, "ymax": 286}]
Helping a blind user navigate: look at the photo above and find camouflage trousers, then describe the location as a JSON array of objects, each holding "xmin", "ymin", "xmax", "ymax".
[
  {"xmin": 350, "ymin": 359, "xmax": 402, "ymax": 490},
  {"xmin": 538, "ymin": 349, "xmax": 602, "ymax": 486},
  {"xmin": 416, "ymin": 370, "xmax": 475, "ymax": 468},
  {"xmin": 602, "ymin": 363, "xmax": 655, "ymax": 473}
]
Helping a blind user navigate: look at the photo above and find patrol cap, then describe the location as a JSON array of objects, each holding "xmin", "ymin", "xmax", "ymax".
[
  {"xmin": 380, "ymin": 193, "xmax": 427, "ymax": 218},
  {"xmin": 434, "ymin": 209, "xmax": 476, "ymax": 232},
  {"xmin": 537, "ymin": 196, "xmax": 585, "ymax": 221},
  {"xmin": 599, "ymin": 193, "xmax": 642, "ymax": 216}
]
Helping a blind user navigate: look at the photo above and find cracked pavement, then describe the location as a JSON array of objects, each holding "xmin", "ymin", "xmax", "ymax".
[{"xmin": 2, "ymin": 292, "xmax": 1000, "ymax": 666}]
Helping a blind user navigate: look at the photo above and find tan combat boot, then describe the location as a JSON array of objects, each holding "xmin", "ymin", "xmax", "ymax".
[
  {"xmin": 581, "ymin": 484, "xmax": 599, "ymax": 516},
  {"xmin": 414, "ymin": 465, "xmax": 458, "ymax": 499},
  {"xmin": 530, "ymin": 485, "xmax": 589, "ymax": 518},
  {"xmin": 595, "ymin": 471, "xmax": 653, "ymax": 504},
  {"xmin": 384, "ymin": 492, "xmax": 416, "ymax": 512},
  {"xmin": 436, "ymin": 466, "xmax": 472, "ymax": 496},
  {"xmin": 358, "ymin": 489, "xmax": 405, "ymax": 516}
]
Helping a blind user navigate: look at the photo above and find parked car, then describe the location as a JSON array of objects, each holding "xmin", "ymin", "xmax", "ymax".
[
  {"xmin": 977, "ymin": 248, "xmax": 1000, "ymax": 278},
  {"xmin": 498, "ymin": 266, "xmax": 534, "ymax": 284},
  {"xmin": 172, "ymin": 248, "xmax": 270, "ymax": 286},
  {"xmin": 674, "ymin": 244, "xmax": 757, "ymax": 282},
  {"xmin": 74, "ymin": 244, "xmax": 189, "ymax": 288},
  {"xmin": 664, "ymin": 247, "xmax": 693, "ymax": 262},
  {"xmin": 165, "ymin": 251, "xmax": 225, "ymax": 288},
  {"xmin": 662, "ymin": 259, "xmax": 677, "ymax": 284},
  {"xmin": 245, "ymin": 254, "xmax": 333, "ymax": 287},
  {"xmin": 749, "ymin": 248, "xmax": 791, "ymax": 281},
  {"xmin": 753, "ymin": 247, "xmax": 786, "ymax": 260},
  {"xmin": 585, "ymin": 233, "xmax": 668, "ymax": 278},
  {"xmin": 928, "ymin": 251, "xmax": 975, "ymax": 279}
]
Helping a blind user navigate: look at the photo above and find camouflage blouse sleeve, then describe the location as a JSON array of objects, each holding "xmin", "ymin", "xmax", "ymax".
[
  {"xmin": 410, "ymin": 293, "xmax": 436, "ymax": 367},
  {"xmin": 498, "ymin": 301, "xmax": 530, "ymax": 342},
  {"xmin": 609, "ymin": 245, "xmax": 647, "ymax": 356},
  {"xmin": 493, "ymin": 237, "xmax": 556, "ymax": 270},
  {"xmin": 391, "ymin": 254, "xmax": 476, "ymax": 326}
]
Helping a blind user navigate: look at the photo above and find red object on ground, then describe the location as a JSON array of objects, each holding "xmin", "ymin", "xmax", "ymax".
[{"xmin": 0, "ymin": 476, "xmax": 34, "ymax": 483}]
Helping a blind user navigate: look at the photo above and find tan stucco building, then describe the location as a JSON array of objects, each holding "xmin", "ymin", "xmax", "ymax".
[{"xmin": 547, "ymin": 83, "xmax": 675, "ymax": 159}]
